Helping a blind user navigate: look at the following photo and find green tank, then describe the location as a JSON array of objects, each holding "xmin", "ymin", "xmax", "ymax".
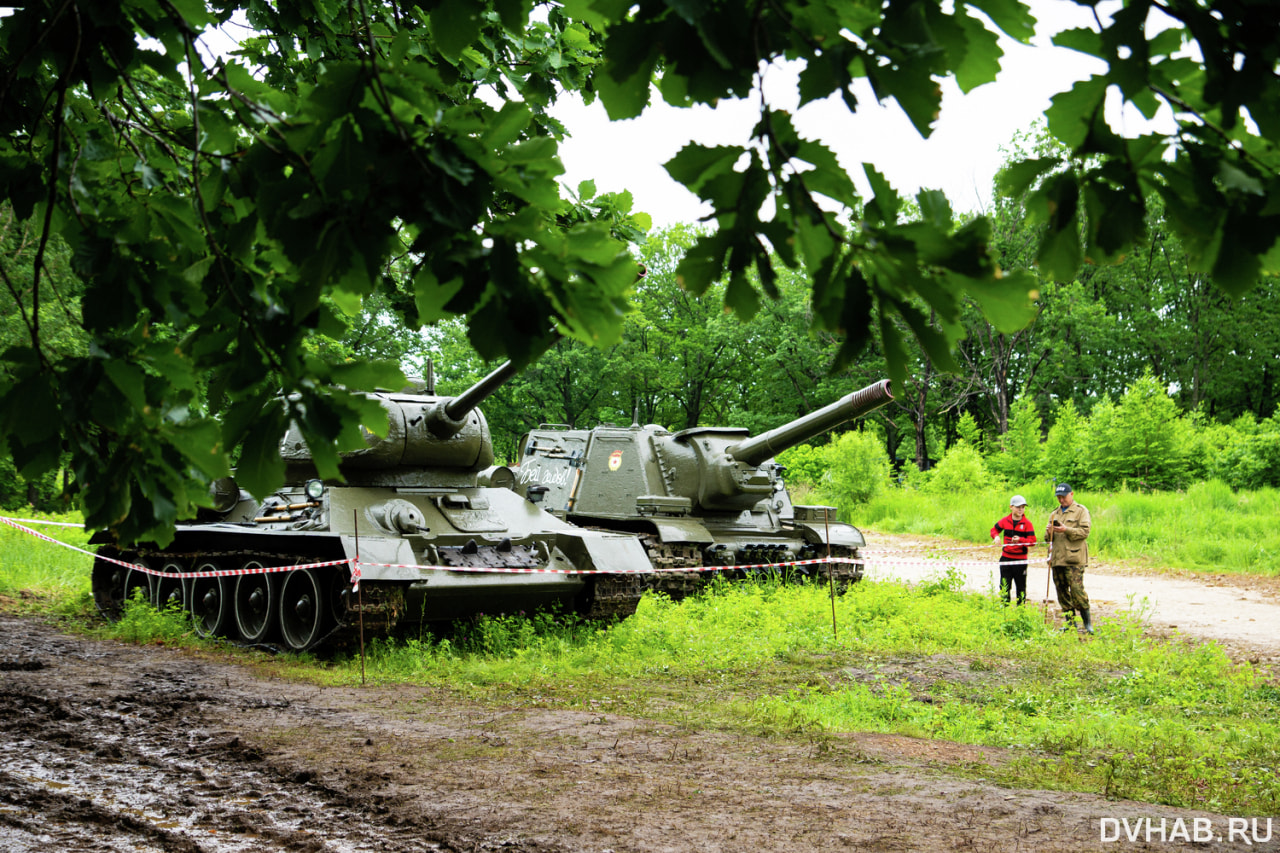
[
  {"xmin": 512, "ymin": 380, "xmax": 894, "ymax": 603},
  {"xmin": 89, "ymin": 360, "xmax": 651, "ymax": 652}
]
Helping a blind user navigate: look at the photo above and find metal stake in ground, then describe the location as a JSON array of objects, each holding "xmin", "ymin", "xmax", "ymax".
[
  {"xmin": 354, "ymin": 510, "xmax": 366, "ymax": 686},
  {"xmin": 1043, "ymin": 536, "xmax": 1054, "ymax": 626},
  {"xmin": 825, "ymin": 507, "xmax": 837, "ymax": 642}
]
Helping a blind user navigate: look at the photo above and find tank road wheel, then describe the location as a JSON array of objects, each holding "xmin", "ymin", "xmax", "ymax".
[
  {"xmin": 278, "ymin": 567, "xmax": 331, "ymax": 652},
  {"xmin": 154, "ymin": 559, "xmax": 189, "ymax": 614},
  {"xmin": 122, "ymin": 558, "xmax": 155, "ymax": 614},
  {"xmin": 234, "ymin": 561, "xmax": 276, "ymax": 644},
  {"xmin": 189, "ymin": 561, "xmax": 234, "ymax": 640}
]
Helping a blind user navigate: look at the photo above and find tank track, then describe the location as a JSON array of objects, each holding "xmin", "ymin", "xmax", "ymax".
[
  {"xmin": 579, "ymin": 541, "xmax": 863, "ymax": 622},
  {"xmin": 314, "ymin": 580, "xmax": 406, "ymax": 652},
  {"xmin": 91, "ymin": 546, "xmax": 406, "ymax": 652}
]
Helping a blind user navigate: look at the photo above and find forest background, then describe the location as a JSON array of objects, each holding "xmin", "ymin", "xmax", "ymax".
[{"xmin": 6, "ymin": 127, "xmax": 1280, "ymax": 521}]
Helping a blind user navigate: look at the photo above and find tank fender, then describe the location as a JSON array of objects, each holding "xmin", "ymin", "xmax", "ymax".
[
  {"xmin": 791, "ymin": 521, "xmax": 866, "ymax": 549},
  {"xmin": 551, "ymin": 530, "xmax": 652, "ymax": 574},
  {"xmin": 647, "ymin": 517, "xmax": 715, "ymax": 546}
]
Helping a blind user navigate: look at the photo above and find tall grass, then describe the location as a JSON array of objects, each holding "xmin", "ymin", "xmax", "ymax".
[{"xmin": 838, "ymin": 480, "xmax": 1280, "ymax": 576}]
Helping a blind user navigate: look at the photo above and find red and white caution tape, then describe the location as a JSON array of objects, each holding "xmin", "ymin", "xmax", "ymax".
[
  {"xmin": 352, "ymin": 556, "xmax": 862, "ymax": 576},
  {"xmin": 0, "ymin": 516, "xmax": 86, "ymax": 528},
  {"xmin": 1, "ymin": 515, "xmax": 352, "ymax": 581},
  {"xmin": 1, "ymin": 514, "xmax": 1044, "ymax": 583},
  {"xmin": 860, "ymin": 541, "xmax": 1047, "ymax": 556}
]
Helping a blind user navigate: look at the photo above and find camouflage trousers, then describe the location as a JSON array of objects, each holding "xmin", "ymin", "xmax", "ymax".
[{"xmin": 1051, "ymin": 565, "xmax": 1090, "ymax": 614}]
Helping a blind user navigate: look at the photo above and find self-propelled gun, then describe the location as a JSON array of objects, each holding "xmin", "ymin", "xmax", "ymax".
[{"xmin": 513, "ymin": 380, "xmax": 894, "ymax": 599}]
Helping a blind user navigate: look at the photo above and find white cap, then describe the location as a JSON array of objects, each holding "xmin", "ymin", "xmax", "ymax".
[{"xmin": 1010, "ymin": 495, "xmax": 1027, "ymax": 507}]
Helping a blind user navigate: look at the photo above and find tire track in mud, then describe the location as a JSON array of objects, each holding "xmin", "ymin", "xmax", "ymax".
[{"xmin": 0, "ymin": 618, "xmax": 536, "ymax": 853}]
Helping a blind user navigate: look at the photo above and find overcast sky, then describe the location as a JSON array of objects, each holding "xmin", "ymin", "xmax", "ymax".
[{"xmin": 549, "ymin": 1, "xmax": 1152, "ymax": 227}]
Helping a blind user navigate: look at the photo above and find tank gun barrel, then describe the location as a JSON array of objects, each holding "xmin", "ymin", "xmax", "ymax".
[
  {"xmin": 728, "ymin": 379, "xmax": 894, "ymax": 466},
  {"xmin": 422, "ymin": 358, "xmax": 524, "ymax": 439}
]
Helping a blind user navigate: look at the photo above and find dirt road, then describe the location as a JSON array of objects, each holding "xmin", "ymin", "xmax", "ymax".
[
  {"xmin": 2, "ymin": 542, "xmax": 1278, "ymax": 853},
  {"xmin": 860, "ymin": 532, "xmax": 1280, "ymax": 663}
]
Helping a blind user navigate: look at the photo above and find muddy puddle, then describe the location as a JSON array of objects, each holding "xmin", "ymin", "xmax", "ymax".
[{"xmin": 0, "ymin": 618, "xmax": 484, "ymax": 853}]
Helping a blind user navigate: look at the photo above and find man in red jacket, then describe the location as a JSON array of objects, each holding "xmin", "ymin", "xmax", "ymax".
[{"xmin": 990, "ymin": 495, "xmax": 1037, "ymax": 605}]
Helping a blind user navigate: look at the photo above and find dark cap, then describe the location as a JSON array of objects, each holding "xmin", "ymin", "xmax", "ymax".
[{"xmin": 1054, "ymin": 483, "xmax": 1073, "ymax": 496}]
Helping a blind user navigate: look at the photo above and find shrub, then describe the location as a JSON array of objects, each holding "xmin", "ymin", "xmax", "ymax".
[
  {"xmin": 1041, "ymin": 398, "xmax": 1090, "ymax": 488},
  {"xmin": 956, "ymin": 411, "xmax": 983, "ymax": 451},
  {"xmin": 1220, "ymin": 409, "xmax": 1280, "ymax": 490},
  {"xmin": 896, "ymin": 459, "xmax": 930, "ymax": 490},
  {"xmin": 1184, "ymin": 412, "xmax": 1249, "ymax": 484},
  {"xmin": 776, "ymin": 443, "xmax": 828, "ymax": 487},
  {"xmin": 823, "ymin": 429, "xmax": 891, "ymax": 505},
  {"xmin": 923, "ymin": 442, "xmax": 998, "ymax": 495},
  {"xmin": 990, "ymin": 395, "xmax": 1043, "ymax": 483},
  {"xmin": 1090, "ymin": 371, "xmax": 1190, "ymax": 490}
]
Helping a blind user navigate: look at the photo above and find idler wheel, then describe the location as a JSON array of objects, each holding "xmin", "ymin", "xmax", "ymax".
[
  {"xmin": 278, "ymin": 567, "xmax": 329, "ymax": 652},
  {"xmin": 189, "ymin": 561, "xmax": 234, "ymax": 640},
  {"xmin": 234, "ymin": 560, "xmax": 276, "ymax": 643}
]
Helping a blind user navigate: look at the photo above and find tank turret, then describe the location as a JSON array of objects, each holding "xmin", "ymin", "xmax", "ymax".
[
  {"xmin": 515, "ymin": 379, "xmax": 894, "ymax": 590},
  {"xmin": 279, "ymin": 359, "xmax": 527, "ymax": 480},
  {"xmin": 90, "ymin": 358, "xmax": 652, "ymax": 653}
]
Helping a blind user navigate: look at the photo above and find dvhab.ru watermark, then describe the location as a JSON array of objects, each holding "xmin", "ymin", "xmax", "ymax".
[{"xmin": 1100, "ymin": 817, "xmax": 1273, "ymax": 844}]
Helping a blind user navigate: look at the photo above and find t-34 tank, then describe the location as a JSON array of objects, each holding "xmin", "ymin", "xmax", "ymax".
[
  {"xmin": 513, "ymin": 380, "xmax": 893, "ymax": 601},
  {"xmin": 89, "ymin": 360, "xmax": 651, "ymax": 651}
]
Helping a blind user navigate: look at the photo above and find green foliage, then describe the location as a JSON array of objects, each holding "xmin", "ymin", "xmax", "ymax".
[
  {"xmin": 1041, "ymin": 399, "xmax": 1090, "ymax": 488},
  {"xmin": 776, "ymin": 444, "xmax": 828, "ymax": 488},
  {"xmin": 923, "ymin": 442, "xmax": 998, "ymax": 495},
  {"xmin": 1182, "ymin": 411, "xmax": 1249, "ymax": 486},
  {"xmin": 0, "ymin": 454, "xmax": 69, "ymax": 512},
  {"xmin": 955, "ymin": 411, "xmax": 983, "ymax": 450},
  {"xmin": 11, "ymin": 0, "xmax": 1275, "ymax": 543},
  {"xmin": 917, "ymin": 564, "xmax": 967, "ymax": 597},
  {"xmin": 110, "ymin": 589, "xmax": 194, "ymax": 646},
  {"xmin": 0, "ymin": 514, "xmax": 92, "ymax": 614},
  {"xmin": 822, "ymin": 430, "xmax": 891, "ymax": 506},
  {"xmin": 1217, "ymin": 410, "xmax": 1280, "ymax": 490},
  {"xmin": 0, "ymin": 1, "xmax": 642, "ymax": 543},
  {"xmin": 1088, "ymin": 372, "xmax": 1190, "ymax": 491},
  {"xmin": 989, "ymin": 395, "xmax": 1043, "ymax": 483}
]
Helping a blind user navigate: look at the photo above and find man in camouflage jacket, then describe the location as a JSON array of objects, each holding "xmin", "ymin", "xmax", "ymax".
[{"xmin": 1045, "ymin": 483, "xmax": 1093, "ymax": 634}]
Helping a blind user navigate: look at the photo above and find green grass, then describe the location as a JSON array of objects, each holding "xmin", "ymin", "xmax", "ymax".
[
  {"xmin": 2, "ymin": 507, "xmax": 1278, "ymax": 815},
  {"xmin": 845, "ymin": 480, "xmax": 1280, "ymax": 577},
  {"xmin": 0, "ymin": 512, "xmax": 94, "ymax": 616}
]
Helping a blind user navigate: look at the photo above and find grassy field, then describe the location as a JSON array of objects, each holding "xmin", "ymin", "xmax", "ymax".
[{"xmin": 1, "ymin": 508, "xmax": 1278, "ymax": 816}]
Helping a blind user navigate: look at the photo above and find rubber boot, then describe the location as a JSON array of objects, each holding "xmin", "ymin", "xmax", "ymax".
[
  {"xmin": 1061, "ymin": 611, "xmax": 1076, "ymax": 633},
  {"xmin": 1081, "ymin": 608, "xmax": 1094, "ymax": 635}
]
